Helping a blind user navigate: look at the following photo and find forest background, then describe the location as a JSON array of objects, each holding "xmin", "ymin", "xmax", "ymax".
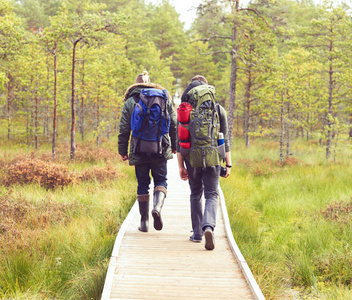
[
  {"xmin": 1, "ymin": 0, "xmax": 352, "ymax": 299},
  {"xmin": 2, "ymin": 0, "xmax": 352, "ymax": 160}
]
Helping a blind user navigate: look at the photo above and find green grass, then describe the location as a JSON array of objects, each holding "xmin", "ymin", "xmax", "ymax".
[
  {"xmin": 221, "ymin": 137, "xmax": 352, "ymax": 299},
  {"xmin": 2, "ymin": 132, "xmax": 352, "ymax": 299},
  {"xmin": 0, "ymin": 136, "xmax": 137, "ymax": 299}
]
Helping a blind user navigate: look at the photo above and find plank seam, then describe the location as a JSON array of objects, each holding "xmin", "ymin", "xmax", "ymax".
[{"xmin": 218, "ymin": 185, "xmax": 266, "ymax": 300}]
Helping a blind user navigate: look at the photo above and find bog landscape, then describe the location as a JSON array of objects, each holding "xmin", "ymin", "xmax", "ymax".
[{"xmin": 1, "ymin": 0, "xmax": 352, "ymax": 299}]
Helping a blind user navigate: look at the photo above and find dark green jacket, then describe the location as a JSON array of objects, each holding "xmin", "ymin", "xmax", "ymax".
[{"xmin": 118, "ymin": 83, "xmax": 177, "ymax": 166}]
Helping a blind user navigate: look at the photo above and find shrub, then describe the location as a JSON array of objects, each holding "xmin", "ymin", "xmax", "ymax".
[
  {"xmin": 79, "ymin": 165, "xmax": 124, "ymax": 182},
  {"xmin": 2, "ymin": 159, "xmax": 76, "ymax": 189},
  {"xmin": 307, "ymin": 139, "xmax": 320, "ymax": 146},
  {"xmin": 75, "ymin": 145, "xmax": 118, "ymax": 163},
  {"xmin": 237, "ymin": 156, "xmax": 299, "ymax": 176},
  {"xmin": 0, "ymin": 193, "xmax": 79, "ymax": 251},
  {"xmin": 237, "ymin": 157, "xmax": 278, "ymax": 176},
  {"xmin": 320, "ymin": 200, "xmax": 352, "ymax": 225},
  {"xmin": 277, "ymin": 156, "xmax": 299, "ymax": 167},
  {"xmin": 314, "ymin": 250, "xmax": 352, "ymax": 286}
]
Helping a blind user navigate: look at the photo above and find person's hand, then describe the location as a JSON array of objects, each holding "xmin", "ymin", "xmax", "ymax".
[
  {"xmin": 120, "ymin": 154, "xmax": 129, "ymax": 161},
  {"xmin": 172, "ymin": 149, "xmax": 177, "ymax": 154},
  {"xmin": 224, "ymin": 166, "xmax": 231, "ymax": 178},
  {"xmin": 179, "ymin": 167, "xmax": 189, "ymax": 181}
]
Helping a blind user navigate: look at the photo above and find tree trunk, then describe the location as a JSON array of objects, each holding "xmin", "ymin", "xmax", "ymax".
[
  {"xmin": 80, "ymin": 59, "xmax": 85, "ymax": 141},
  {"xmin": 26, "ymin": 117, "xmax": 30, "ymax": 147},
  {"xmin": 71, "ymin": 39, "xmax": 80, "ymax": 159},
  {"xmin": 35, "ymin": 88, "xmax": 39, "ymax": 150},
  {"xmin": 236, "ymin": 110, "xmax": 240, "ymax": 136},
  {"xmin": 45, "ymin": 58, "xmax": 49, "ymax": 143},
  {"xmin": 326, "ymin": 34, "xmax": 333, "ymax": 159},
  {"xmin": 242, "ymin": 101, "xmax": 246, "ymax": 139},
  {"xmin": 52, "ymin": 44, "xmax": 58, "ymax": 159},
  {"xmin": 7, "ymin": 73, "xmax": 12, "ymax": 141},
  {"xmin": 96, "ymin": 90, "xmax": 101, "ymax": 148},
  {"xmin": 286, "ymin": 100, "xmax": 290, "ymax": 157},
  {"xmin": 279, "ymin": 94, "xmax": 284, "ymax": 164},
  {"xmin": 245, "ymin": 45, "xmax": 253, "ymax": 148},
  {"xmin": 228, "ymin": 52, "xmax": 237, "ymax": 147},
  {"xmin": 227, "ymin": 0, "xmax": 239, "ymax": 147},
  {"xmin": 160, "ymin": 31, "xmax": 164, "ymax": 60}
]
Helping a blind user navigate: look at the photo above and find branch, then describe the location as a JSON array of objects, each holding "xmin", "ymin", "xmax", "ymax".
[
  {"xmin": 200, "ymin": 50, "xmax": 231, "ymax": 55},
  {"xmin": 239, "ymin": 8, "xmax": 270, "ymax": 28},
  {"xmin": 231, "ymin": 49, "xmax": 256, "ymax": 66},
  {"xmin": 301, "ymin": 44, "xmax": 330, "ymax": 49},
  {"xmin": 191, "ymin": 35, "xmax": 233, "ymax": 44}
]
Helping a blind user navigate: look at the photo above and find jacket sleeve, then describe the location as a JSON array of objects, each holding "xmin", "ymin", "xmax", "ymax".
[
  {"xmin": 118, "ymin": 98, "xmax": 134, "ymax": 156},
  {"xmin": 219, "ymin": 105, "xmax": 231, "ymax": 152},
  {"xmin": 167, "ymin": 100, "xmax": 177, "ymax": 151}
]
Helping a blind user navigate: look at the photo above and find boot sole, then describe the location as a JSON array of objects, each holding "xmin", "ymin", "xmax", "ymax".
[
  {"xmin": 138, "ymin": 226, "xmax": 148, "ymax": 232},
  {"xmin": 138, "ymin": 221, "xmax": 148, "ymax": 232},
  {"xmin": 204, "ymin": 229, "xmax": 215, "ymax": 250},
  {"xmin": 152, "ymin": 210, "xmax": 163, "ymax": 230}
]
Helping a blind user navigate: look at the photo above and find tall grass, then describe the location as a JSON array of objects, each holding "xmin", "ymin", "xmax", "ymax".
[
  {"xmin": 0, "ymin": 136, "xmax": 137, "ymax": 299},
  {"xmin": 221, "ymin": 137, "xmax": 352, "ymax": 299}
]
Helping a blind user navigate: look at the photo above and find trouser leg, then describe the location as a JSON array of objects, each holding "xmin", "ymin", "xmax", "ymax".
[
  {"xmin": 202, "ymin": 166, "xmax": 220, "ymax": 231},
  {"xmin": 185, "ymin": 160, "xmax": 204, "ymax": 240},
  {"xmin": 135, "ymin": 164, "xmax": 151, "ymax": 232}
]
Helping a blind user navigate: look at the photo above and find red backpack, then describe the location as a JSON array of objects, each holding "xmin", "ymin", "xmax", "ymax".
[{"xmin": 177, "ymin": 102, "xmax": 192, "ymax": 156}]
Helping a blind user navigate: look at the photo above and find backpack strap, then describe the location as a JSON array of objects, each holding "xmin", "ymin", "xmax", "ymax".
[
  {"xmin": 211, "ymin": 102, "xmax": 220, "ymax": 146},
  {"xmin": 132, "ymin": 93, "xmax": 140, "ymax": 103},
  {"xmin": 155, "ymin": 89, "xmax": 168, "ymax": 153}
]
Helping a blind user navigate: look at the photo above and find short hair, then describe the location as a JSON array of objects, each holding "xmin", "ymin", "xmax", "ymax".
[
  {"xmin": 135, "ymin": 71, "xmax": 150, "ymax": 83},
  {"xmin": 191, "ymin": 75, "xmax": 208, "ymax": 84}
]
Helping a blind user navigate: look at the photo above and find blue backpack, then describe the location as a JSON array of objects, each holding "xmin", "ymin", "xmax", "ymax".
[{"xmin": 131, "ymin": 88, "xmax": 170, "ymax": 154}]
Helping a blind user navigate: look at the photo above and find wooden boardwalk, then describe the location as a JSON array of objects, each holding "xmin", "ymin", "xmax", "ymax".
[{"xmin": 101, "ymin": 156, "xmax": 264, "ymax": 300}]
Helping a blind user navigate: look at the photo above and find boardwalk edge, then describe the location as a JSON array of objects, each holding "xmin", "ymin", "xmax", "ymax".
[
  {"xmin": 101, "ymin": 200, "xmax": 138, "ymax": 300},
  {"xmin": 219, "ymin": 185, "xmax": 266, "ymax": 300}
]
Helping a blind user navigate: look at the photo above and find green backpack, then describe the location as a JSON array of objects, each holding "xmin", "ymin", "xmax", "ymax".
[{"xmin": 186, "ymin": 85, "xmax": 221, "ymax": 168}]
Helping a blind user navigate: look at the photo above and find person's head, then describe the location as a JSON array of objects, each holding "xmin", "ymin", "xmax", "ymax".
[
  {"xmin": 135, "ymin": 71, "xmax": 150, "ymax": 84},
  {"xmin": 191, "ymin": 75, "xmax": 208, "ymax": 84}
]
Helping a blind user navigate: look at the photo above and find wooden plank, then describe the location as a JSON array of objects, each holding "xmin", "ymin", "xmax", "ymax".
[{"xmin": 101, "ymin": 156, "xmax": 263, "ymax": 299}]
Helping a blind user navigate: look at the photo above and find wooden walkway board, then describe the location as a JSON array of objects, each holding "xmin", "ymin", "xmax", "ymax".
[{"xmin": 102, "ymin": 157, "xmax": 263, "ymax": 300}]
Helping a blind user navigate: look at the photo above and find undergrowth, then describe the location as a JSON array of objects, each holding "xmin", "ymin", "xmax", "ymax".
[
  {"xmin": 0, "ymin": 148, "xmax": 126, "ymax": 189},
  {"xmin": 0, "ymin": 141, "xmax": 136, "ymax": 299},
  {"xmin": 222, "ymin": 137, "xmax": 352, "ymax": 299}
]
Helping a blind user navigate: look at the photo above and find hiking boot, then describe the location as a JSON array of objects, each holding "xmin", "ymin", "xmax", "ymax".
[
  {"xmin": 137, "ymin": 194, "xmax": 149, "ymax": 232},
  {"xmin": 204, "ymin": 227, "xmax": 215, "ymax": 250},
  {"xmin": 152, "ymin": 186, "xmax": 166, "ymax": 231}
]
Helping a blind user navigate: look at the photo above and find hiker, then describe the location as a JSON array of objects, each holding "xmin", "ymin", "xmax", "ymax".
[
  {"xmin": 118, "ymin": 71, "xmax": 177, "ymax": 232},
  {"xmin": 176, "ymin": 75, "xmax": 232, "ymax": 250}
]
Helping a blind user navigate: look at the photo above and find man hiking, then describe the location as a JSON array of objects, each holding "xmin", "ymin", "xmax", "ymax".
[
  {"xmin": 176, "ymin": 75, "xmax": 232, "ymax": 250},
  {"xmin": 118, "ymin": 71, "xmax": 177, "ymax": 232}
]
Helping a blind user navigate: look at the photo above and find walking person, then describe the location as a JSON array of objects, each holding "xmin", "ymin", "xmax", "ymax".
[
  {"xmin": 118, "ymin": 71, "xmax": 177, "ymax": 232},
  {"xmin": 176, "ymin": 75, "xmax": 232, "ymax": 250}
]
